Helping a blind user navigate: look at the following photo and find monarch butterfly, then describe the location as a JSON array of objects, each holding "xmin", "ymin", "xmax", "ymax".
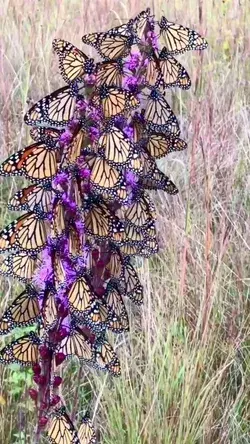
[
  {"xmin": 24, "ymin": 85, "xmax": 80, "ymax": 128},
  {"xmin": 50, "ymin": 200, "xmax": 66, "ymax": 239},
  {"xmin": 71, "ymin": 178, "xmax": 83, "ymax": 210},
  {"xmin": 140, "ymin": 165, "xmax": 179, "ymax": 194},
  {"xmin": 145, "ymin": 48, "xmax": 191, "ymax": 90},
  {"xmin": 119, "ymin": 243, "xmax": 141, "ymax": 257},
  {"xmin": 30, "ymin": 127, "xmax": 62, "ymax": 147},
  {"xmin": 124, "ymin": 224, "xmax": 145, "ymax": 243},
  {"xmin": 53, "ymin": 39, "xmax": 95, "ymax": 84},
  {"xmin": 68, "ymin": 227, "xmax": 84, "ymax": 257},
  {"xmin": 63, "ymin": 129, "xmax": 86, "ymax": 166},
  {"xmin": 78, "ymin": 413, "xmax": 96, "ymax": 444},
  {"xmin": 92, "ymin": 85, "xmax": 139, "ymax": 118},
  {"xmin": 42, "ymin": 287, "xmax": 57, "ymax": 330},
  {"xmin": 53, "ymin": 252, "xmax": 67, "ymax": 289},
  {"xmin": 122, "ymin": 260, "xmax": 143, "ymax": 305},
  {"xmin": 139, "ymin": 237, "xmax": 159, "ymax": 257},
  {"xmin": 98, "ymin": 126, "xmax": 133, "ymax": 167},
  {"xmin": 8, "ymin": 183, "xmax": 54, "ymax": 213},
  {"xmin": 0, "ymin": 332, "xmax": 40, "ymax": 366},
  {"xmin": 47, "ymin": 406, "xmax": 80, "ymax": 444},
  {"xmin": 95, "ymin": 59, "xmax": 124, "ymax": 87},
  {"xmin": 119, "ymin": 191, "xmax": 156, "ymax": 228},
  {"xmin": 82, "ymin": 28, "xmax": 138, "ymax": 60},
  {"xmin": 0, "ymin": 253, "xmax": 38, "ymax": 283},
  {"xmin": 0, "ymin": 288, "xmax": 40, "ymax": 335},
  {"xmin": 68, "ymin": 276, "xmax": 94, "ymax": 317},
  {"xmin": 143, "ymin": 89, "xmax": 180, "ymax": 135},
  {"xmin": 130, "ymin": 112, "xmax": 145, "ymax": 144},
  {"xmin": 159, "ymin": 16, "xmax": 208, "ymax": 55},
  {"xmin": 104, "ymin": 283, "xmax": 129, "ymax": 333},
  {"xmin": 84, "ymin": 203, "xmax": 112, "ymax": 239},
  {"xmin": 84, "ymin": 201, "xmax": 125, "ymax": 243},
  {"xmin": 86, "ymin": 300, "xmax": 109, "ymax": 333},
  {"xmin": 133, "ymin": 8, "xmax": 152, "ymax": 39},
  {"xmin": 146, "ymin": 132, "xmax": 187, "ymax": 159},
  {"xmin": 105, "ymin": 248, "xmax": 124, "ymax": 280},
  {"xmin": 93, "ymin": 337, "xmax": 121, "ymax": 376},
  {"xmin": 57, "ymin": 326, "xmax": 93, "ymax": 361},
  {"xmin": 136, "ymin": 145, "xmax": 160, "ymax": 180},
  {"xmin": 0, "ymin": 143, "xmax": 59, "ymax": 181},
  {"xmin": 0, "ymin": 212, "xmax": 50, "ymax": 253},
  {"xmin": 85, "ymin": 155, "xmax": 128, "ymax": 203}
]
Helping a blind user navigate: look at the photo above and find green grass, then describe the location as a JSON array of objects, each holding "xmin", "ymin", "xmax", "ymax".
[{"xmin": 0, "ymin": 0, "xmax": 250, "ymax": 442}]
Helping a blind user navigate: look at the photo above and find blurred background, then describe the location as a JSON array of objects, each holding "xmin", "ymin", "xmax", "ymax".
[{"xmin": 0, "ymin": 0, "xmax": 249, "ymax": 442}]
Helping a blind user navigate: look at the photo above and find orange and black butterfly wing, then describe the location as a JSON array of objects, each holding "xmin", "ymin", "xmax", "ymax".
[
  {"xmin": 24, "ymin": 86, "xmax": 79, "ymax": 128},
  {"xmin": 159, "ymin": 16, "xmax": 208, "ymax": 54}
]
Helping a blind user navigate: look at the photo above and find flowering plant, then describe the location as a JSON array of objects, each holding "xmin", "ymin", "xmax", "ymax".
[{"xmin": 0, "ymin": 8, "xmax": 207, "ymax": 443}]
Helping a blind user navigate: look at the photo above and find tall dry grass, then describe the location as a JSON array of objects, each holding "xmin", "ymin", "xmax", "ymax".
[{"xmin": 0, "ymin": 0, "xmax": 250, "ymax": 442}]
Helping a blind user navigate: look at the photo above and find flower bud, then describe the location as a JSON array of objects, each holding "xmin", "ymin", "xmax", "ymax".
[
  {"xmin": 55, "ymin": 352, "xmax": 66, "ymax": 367},
  {"xmin": 58, "ymin": 327, "xmax": 68, "ymax": 340},
  {"xmin": 33, "ymin": 375, "xmax": 46, "ymax": 386},
  {"xmin": 95, "ymin": 286, "xmax": 105, "ymax": 297},
  {"xmin": 53, "ymin": 376, "xmax": 62, "ymax": 387},
  {"xmin": 96, "ymin": 259, "xmax": 105, "ymax": 268},
  {"xmin": 39, "ymin": 417, "xmax": 48, "ymax": 427},
  {"xmin": 103, "ymin": 269, "xmax": 111, "ymax": 280},
  {"xmin": 29, "ymin": 388, "xmax": 38, "ymax": 401},
  {"xmin": 32, "ymin": 363, "xmax": 41, "ymax": 375},
  {"xmin": 41, "ymin": 401, "xmax": 47, "ymax": 410},
  {"xmin": 51, "ymin": 395, "xmax": 61, "ymax": 406},
  {"xmin": 39, "ymin": 345, "xmax": 51, "ymax": 359},
  {"xmin": 92, "ymin": 249, "xmax": 99, "ymax": 261}
]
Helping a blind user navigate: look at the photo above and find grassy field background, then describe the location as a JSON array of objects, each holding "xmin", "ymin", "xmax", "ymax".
[{"xmin": 0, "ymin": 0, "xmax": 250, "ymax": 442}]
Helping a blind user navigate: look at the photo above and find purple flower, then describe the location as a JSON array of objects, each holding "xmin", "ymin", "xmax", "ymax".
[
  {"xmin": 53, "ymin": 172, "xmax": 69, "ymax": 187},
  {"xmin": 125, "ymin": 52, "xmax": 141, "ymax": 71},
  {"xmin": 88, "ymin": 107, "xmax": 102, "ymax": 122},
  {"xmin": 33, "ymin": 248, "xmax": 53, "ymax": 288},
  {"xmin": 68, "ymin": 118, "xmax": 81, "ymax": 132},
  {"xmin": 75, "ymin": 219, "xmax": 85, "ymax": 235},
  {"xmin": 74, "ymin": 256, "xmax": 86, "ymax": 270},
  {"xmin": 80, "ymin": 167, "xmax": 91, "ymax": 179},
  {"xmin": 76, "ymin": 99, "xmax": 88, "ymax": 112},
  {"xmin": 124, "ymin": 76, "xmax": 140, "ymax": 92},
  {"xmin": 59, "ymin": 129, "xmax": 73, "ymax": 147},
  {"xmin": 146, "ymin": 31, "xmax": 159, "ymax": 50},
  {"xmin": 123, "ymin": 125, "xmax": 134, "ymax": 140},
  {"xmin": 62, "ymin": 259, "xmax": 77, "ymax": 284},
  {"xmin": 89, "ymin": 126, "xmax": 100, "ymax": 142},
  {"xmin": 125, "ymin": 170, "xmax": 139, "ymax": 188}
]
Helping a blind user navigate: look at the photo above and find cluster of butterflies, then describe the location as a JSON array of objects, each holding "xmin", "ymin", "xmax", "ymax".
[{"xmin": 0, "ymin": 8, "xmax": 207, "ymax": 443}]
